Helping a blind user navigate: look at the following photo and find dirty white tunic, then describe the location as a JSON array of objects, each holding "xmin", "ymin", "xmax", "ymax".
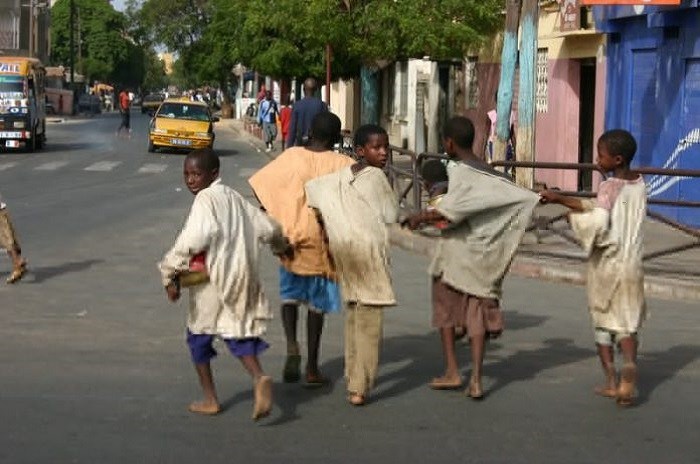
[
  {"xmin": 429, "ymin": 161, "xmax": 540, "ymax": 299},
  {"xmin": 569, "ymin": 176, "xmax": 647, "ymax": 333},
  {"xmin": 159, "ymin": 179, "xmax": 287, "ymax": 338},
  {"xmin": 306, "ymin": 166, "xmax": 399, "ymax": 306}
]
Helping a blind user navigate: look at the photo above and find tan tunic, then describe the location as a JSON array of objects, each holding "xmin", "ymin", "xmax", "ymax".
[
  {"xmin": 429, "ymin": 161, "xmax": 540, "ymax": 299},
  {"xmin": 159, "ymin": 179, "xmax": 287, "ymax": 338},
  {"xmin": 248, "ymin": 146, "xmax": 355, "ymax": 277},
  {"xmin": 569, "ymin": 176, "xmax": 647, "ymax": 333},
  {"xmin": 306, "ymin": 166, "xmax": 399, "ymax": 306}
]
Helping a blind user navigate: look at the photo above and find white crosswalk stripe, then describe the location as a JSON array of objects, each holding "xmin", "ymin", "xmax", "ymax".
[
  {"xmin": 137, "ymin": 163, "xmax": 168, "ymax": 174},
  {"xmin": 84, "ymin": 161, "xmax": 122, "ymax": 172},
  {"xmin": 0, "ymin": 162, "xmax": 18, "ymax": 171},
  {"xmin": 34, "ymin": 161, "xmax": 69, "ymax": 171}
]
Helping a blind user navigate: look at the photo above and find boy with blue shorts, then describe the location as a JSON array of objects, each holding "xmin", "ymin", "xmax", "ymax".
[
  {"xmin": 160, "ymin": 148, "xmax": 290, "ymax": 419},
  {"xmin": 250, "ymin": 112, "xmax": 354, "ymax": 385}
]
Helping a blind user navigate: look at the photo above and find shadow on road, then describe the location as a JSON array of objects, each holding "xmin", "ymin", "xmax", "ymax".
[
  {"xmin": 28, "ymin": 259, "xmax": 104, "ymax": 283},
  {"xmin": 636, "ymin": 344, "xmax": 700, "ymax": 406}
]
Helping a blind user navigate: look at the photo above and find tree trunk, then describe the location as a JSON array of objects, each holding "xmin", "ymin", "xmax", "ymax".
[
  {"xmin": 516, "ymin": 0, "xmax": 538, "ymax": 189},
  {"xmin": 220, "ymin": 78, "xmax": 233, "ymax": 119}
]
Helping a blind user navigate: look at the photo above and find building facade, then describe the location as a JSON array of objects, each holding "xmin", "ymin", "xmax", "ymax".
[{"xmin": 0, "ymin": 0, "xmax": 50, "ymax": 62}]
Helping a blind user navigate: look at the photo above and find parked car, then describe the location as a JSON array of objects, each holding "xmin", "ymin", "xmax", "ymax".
[
  {"xmin": 77, "ymin": 94, "xmax": 101, "ymax": 115},
  {"xmin": 141, "ymin": 93, "xmax": 165, "ymax": 114}
]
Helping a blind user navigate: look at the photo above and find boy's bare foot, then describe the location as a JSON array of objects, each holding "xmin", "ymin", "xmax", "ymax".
[
  {"xmin": 617, "ymin": 363, "xmax": 637, "ymax": 407},
  {"xmin": 188, "ymin": 400, "xmax": 221, "ymax": 415},
  {"xmin": 465, "ymin": 376, "xmax": 484, "ymax": 400},
  {"xmin": 429, "ymin": 375, "xmax": 463, "ymax": 390},
  {"xmin": 252, "ymin": 375, "xmax": 273, "ymax": 420},
  {"xmin": 7, "ymin": 260, "xmax": 27, "ymax": 284},
  {"xmin": 594, "ymin": 385, "xmax": 618, "ymax": 398},
  {"xmin": 347, "ymin": 392, "xmax": 365, "ymax": 406}
]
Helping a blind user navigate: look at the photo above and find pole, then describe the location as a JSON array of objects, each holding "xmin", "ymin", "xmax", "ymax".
[
  {"xmin": 493, "ymin": 0, "xmax": 521, "ymax": 165},
  {"xmin": 69, "ymin": 0, "xmax": 75, "ymax": 85},
  {"xmin": 28, "ymin": 0, "xmax": 34, "ymax": 57},
  {"xmin": 325, "ymin": 43, "xmax": 331, "ymax": 106},
  {"xmin": 516, "ymin": 0, "xmax": 538, "ymax": 189}
]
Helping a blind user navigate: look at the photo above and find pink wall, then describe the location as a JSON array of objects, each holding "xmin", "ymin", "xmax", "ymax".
[
  {"xmin": 535, "ymin": 58, "xmax": 581, "ymax": 191},
  {"xmin": 592, "ymin": 58, "xmax": 607, "ymax": 189}
]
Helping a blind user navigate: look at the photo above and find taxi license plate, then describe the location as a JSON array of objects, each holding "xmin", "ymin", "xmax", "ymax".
[
  {"xmin": 5, "ymin": 140, "xmax": 20, "ymax": 148},
  {"xmin": 171, "ymin": 138, "xmax": 192, "ymax": 146},
  {"xmin": 0, "ymin": 131, "xmax": 23, "ymax": 138}
]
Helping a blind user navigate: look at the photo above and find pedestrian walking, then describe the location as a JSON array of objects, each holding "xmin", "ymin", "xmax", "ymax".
[
  {"xmin": 116, "ymin": 88, "xmax": 131, "ymax": 137},
  {"xmin": 405, "ymin": 116, "xmax": 539, "ymax": 400},
  {"xmin": 286, "ymin": 77, "xmax": 327, "ymax": 147},
  {"xmin": 279, "ymin": 97, "xmax": 292, "ymax": 151},
  {"xmin": 159, "ymin": 148, "xmax": 291, "ymax": 419},
  {"xmin": 305, "ymin": 124, "xmax": 399, "ymax": 407},
  {"xmin": 0, "ymin": 194, "xmax": 27, "ymax": 284},
  {"xmin": 540, "ymin": 129, "xmax": 647, "ymax": 407},
  {"xmin": 249, "ymin": 112, "xmax": 354, "ymax": 387},
  {"xmin": 258, "ymin": 91, "xmax": 279, "ymax": 152}
]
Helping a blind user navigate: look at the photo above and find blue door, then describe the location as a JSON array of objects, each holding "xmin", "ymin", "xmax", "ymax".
[{"xmin": 678, "ymin": 59, "xmax": 700, "ymax": 226}]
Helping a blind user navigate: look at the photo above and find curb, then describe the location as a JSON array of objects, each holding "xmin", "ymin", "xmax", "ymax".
[
  {"xmin": 388, "ymin": 225, "xmax": 700, "ymax": 303},
  {"xmin": 225, "ymin": 120, "xmax": 272, "ymax": 159}
]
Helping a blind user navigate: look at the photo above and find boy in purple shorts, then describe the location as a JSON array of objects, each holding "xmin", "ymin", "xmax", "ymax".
[{"xmin": 159, "ymin": 148, "xmax": 290, "ymax": 419}]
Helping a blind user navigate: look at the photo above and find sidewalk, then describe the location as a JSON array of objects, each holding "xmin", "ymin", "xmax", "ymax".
[{"xmin": 228, "ymin": 117, "xmax": 700, "ymax": 302}]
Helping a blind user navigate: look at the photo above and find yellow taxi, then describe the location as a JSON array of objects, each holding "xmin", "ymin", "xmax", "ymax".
[{"xmin": 148, "ymin": 98, "xmax": 219, "ymax": 152}]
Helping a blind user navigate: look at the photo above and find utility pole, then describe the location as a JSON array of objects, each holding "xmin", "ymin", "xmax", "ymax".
[
  {"xmin": 69, "ymin": 0, "xmax": 75, "ymax": 85},
  {"xmin": 28, "ymin": 0, "xmax": 34, "ymax": 57},
  {"xmin": 516, "ymin": 0, "xmax": 538, "ymax": 189},
  {"xmin": 493, "ymin": 0, "xmax": 521, "ymax": 166}
]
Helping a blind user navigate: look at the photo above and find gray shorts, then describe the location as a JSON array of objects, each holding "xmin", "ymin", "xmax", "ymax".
[
  {"xmin": 594, "ymin": 327, "xmax": 636, "ymax": 346},
  {"xmin": 263, "ymin": 122, "xmax": 277, "ymax": 143}
]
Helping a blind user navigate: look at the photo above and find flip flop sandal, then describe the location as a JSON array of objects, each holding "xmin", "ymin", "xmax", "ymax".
[{"xmin": 283, "ymin": 354, "xmax": 301, "ymax": 383}]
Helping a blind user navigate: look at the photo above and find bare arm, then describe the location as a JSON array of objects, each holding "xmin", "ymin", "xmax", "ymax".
[
  {"xmin": 539, "ymin": 190, "xmax": 586, "ymax": 212},
  {"xmin": 402, "ymin": 209, "xmax": 447, "ymax": 230}
]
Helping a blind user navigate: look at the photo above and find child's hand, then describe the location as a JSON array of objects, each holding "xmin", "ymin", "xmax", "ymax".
[
  {"xmin": 165, "ymin": 281, "xmax": 180, "ymax": 302},
  {"xmin": 539, "ymin": 190, "xmax": 561, "ymax": 204},
  {"xmin": 401, "ymin": 213, "xmax": 424, "ymax": 231}
]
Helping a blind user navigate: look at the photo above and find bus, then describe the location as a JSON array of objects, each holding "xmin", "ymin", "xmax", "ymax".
[{"xmin": 0, "ymin": 57, "xmax": 47, "ymax": 151}]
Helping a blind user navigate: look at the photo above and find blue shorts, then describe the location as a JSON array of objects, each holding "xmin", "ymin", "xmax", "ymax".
[
  {"xmin": 279, "ymin": 267, "xmax": 342, "ymax": 314},
  {"xmin": 186, "ymin": 330, "xmax": 269, "ymax": 364}
]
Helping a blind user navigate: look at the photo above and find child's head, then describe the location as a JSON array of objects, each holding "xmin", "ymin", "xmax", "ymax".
[
  {"xmin": 309, "ymin": 112, "xmax": 342, "ymax": 148},
  {"xmin": 443, "ymin": 116, "xmax": 475, "ymax": 158},
  {"xmin": 421, "ymin": 159, "xmax": 449, "ymax": 196},
  {"xmin": 353, "ymin": 124, "xmax": 389, "ymax": 168},
  {"xmin": 597, "ymin": 129, "xmax": 636, "ymax": 172},
  {"xmin": 184, "ymin": 148, "xmax": 220, "ymax": 195}
]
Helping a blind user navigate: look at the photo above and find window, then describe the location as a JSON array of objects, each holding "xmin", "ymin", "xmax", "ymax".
[
  {"xmin": 536, "ymin": 48, "xmax": 548, "ymax": 113},
  {"xmin": 399, "ymin": 61, "xmax": 408, "ymax": 118},
  {"xmin": 465, "ymin": 57, "xmax": 479, "ymax": 109}
]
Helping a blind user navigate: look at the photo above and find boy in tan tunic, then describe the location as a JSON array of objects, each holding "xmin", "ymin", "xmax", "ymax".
[
  {"xmin": 406, "ymin": 117, "xmax": 539, "ymax": 400},
  {"xmin": 159, "ymin": 149, "xmax": 290, "ymax": 419},
  {"xmin": 306, "ymin": 125, "xmax": 399, "ymax": 406},
  {"xmin": 0, "ymin": 195, "xmax": 27, "ymax": 284},
  {"xmin": 541, "ymin": 129, "xmax": 646, "ymax": 406}
]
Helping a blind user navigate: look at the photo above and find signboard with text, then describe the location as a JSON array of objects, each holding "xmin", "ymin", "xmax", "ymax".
[{"xmin": 560, "ymin": 0, "xmax": 581, "ymax": 31}]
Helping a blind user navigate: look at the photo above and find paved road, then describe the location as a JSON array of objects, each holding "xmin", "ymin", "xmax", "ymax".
[{"xmin": 1, "ymin": 112, "xmax": 699, "ymax": 464}]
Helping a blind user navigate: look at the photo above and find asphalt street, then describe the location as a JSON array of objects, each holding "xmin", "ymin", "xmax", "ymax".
[{"xmin": 1, "ymin": 112, "xmax": 699, "ymax": 464}]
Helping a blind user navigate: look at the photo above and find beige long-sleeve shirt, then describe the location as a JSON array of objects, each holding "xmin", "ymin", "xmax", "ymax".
[
  {"xmin": 306, "ymin": 166, "xmax": 399, "ymax": 306},
  {"xmin": 159, "ymin": 179, "xmax": 287, "ymax": 338}
]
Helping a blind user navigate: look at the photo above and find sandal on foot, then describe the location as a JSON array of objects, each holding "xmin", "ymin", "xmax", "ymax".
[
  {"xmin": 303, "ymin": 372, "xmax": 329, "ymax": 389},
  {"xmin": 252, "ymin": 375, "xmax": 273, "ymax": 420},
  {"xmin": 283, "ymin": 354, "xmax": 301, "ymax": 383},
  {"xmin": 347, "ymin": 392, "xmax": 365, "ymax": 406},
  {"xmin": 616, "ymin": 363, "xmax": 637, "ymax": 407},
  {"xmin": 429, "ymin": 376, "xmax": 463, "ymax": 390},
  {"xmin": 465, "ymin": 377, "xmax": 484, "ymax": 400}
]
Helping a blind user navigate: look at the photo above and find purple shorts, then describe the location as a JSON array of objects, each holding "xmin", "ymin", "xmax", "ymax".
[{"xmin": 186, "ymin": 330, "xmax": 269, "ymax": 364}]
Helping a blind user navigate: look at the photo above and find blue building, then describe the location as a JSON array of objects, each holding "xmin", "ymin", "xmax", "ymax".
[{"xmin": 595, "ymin": 1, "xmax": 700, "ymax": 226}]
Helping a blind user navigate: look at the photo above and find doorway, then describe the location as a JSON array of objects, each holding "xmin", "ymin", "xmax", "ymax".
[{"xmin": 578, "ymin": 58, "xmax": 596, "ymax": 191}]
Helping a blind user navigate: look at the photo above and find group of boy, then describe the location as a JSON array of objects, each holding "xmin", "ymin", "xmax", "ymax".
[{"xmin": 158, "ymin": 108, "xmax": 648, "ymax": 420}]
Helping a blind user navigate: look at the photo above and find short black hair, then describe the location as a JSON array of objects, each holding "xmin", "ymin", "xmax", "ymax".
[
  {"xmin": 309, "ymin": 112, "xmax": 341, "ymax": 146},
  {"xmin": 353, "ymin": 124, "xmax": 388, "ymax": 148},
  {"xmin": 598, "ymin": 129, "xmax": 637, "ymax": 165},
  {"xmin": 186, "ymin": 147, "xmax": 220, "ymax": 172},
  {"xmin": 421, "ymin": 159, "xmax": 448, "ymax": 184},
  {"xmin": 444, "ymin": 116, "xmax": 475, "ymax": 150}
]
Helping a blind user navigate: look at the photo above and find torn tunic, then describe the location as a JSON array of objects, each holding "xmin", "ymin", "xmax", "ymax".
[
  {"xmin": 159, "ymin": 179, "xmax": 288, "ymax": 338},
  {"xmin": 306, "ymin": 166, "xmax": 399, "ymax": 306},
  {"xmin": 569, "ymin": 176, "xmax": 647, "ymax": 333}
]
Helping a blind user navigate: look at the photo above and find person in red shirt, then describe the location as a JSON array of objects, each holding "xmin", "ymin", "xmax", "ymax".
[
  {"xmin": 116, "ymin": 89, "xmax": 131, "ymax": 137},
  {"xmin": 279, "ymin": 97, "xmax": 292, "ymax": 151}
]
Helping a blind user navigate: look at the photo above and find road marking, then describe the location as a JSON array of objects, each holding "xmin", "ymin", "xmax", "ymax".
[
  {"xmin": 84, "ymin": 161, "xmax": 122, "ymax": 172},
  {"xmin": 237, "ymin": 168, "xmax": 257, "ymax": 178},
  {"xmin": 34, "ymin": 161, "xmax": 69, "ymax": 171},
  {"xmin": 137, "ymin": 163, "xmax": 168, "ymax": 174},
  {"xmin": 0, "ymin": 162, "xmax": 18, "ymax": 171}
]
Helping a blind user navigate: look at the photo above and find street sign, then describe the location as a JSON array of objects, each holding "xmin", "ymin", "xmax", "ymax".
[{"xmin": 560, "ymin": 0, "xmax": 581, "ymax": 31}]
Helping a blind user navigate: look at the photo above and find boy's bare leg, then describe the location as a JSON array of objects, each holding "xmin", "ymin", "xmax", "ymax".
[
  {"xmin": 6, "ymin": 247, "xmax": 27, "ymax": 284},
  {"xmin": 239, "ymin": 355, "xmax": 273, "ymax": 420},
  {"xmin": 594, "ymin": 344, "xmax": 617, "ymax": 398},
  {"xmin": 467, "ymin": 334, "xmax": 485, "ymax": 399},
  {"xmin": 189, "ymin": 363, "xmax": 221, "ymax": 415},
  {"xmin": 430, "ymin": 327, "xmax": 463, "ymax": 389},
  {"xmin": 305, "ymin": 310, "xmax": 326, "ymax": 384},
  {"xmin": 617, "ymin": 336, "xmax": 638, "ymax": 406},
  {"xmin": 281, "ymin": 303, "xmax": 301, "ymax": 382}
]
